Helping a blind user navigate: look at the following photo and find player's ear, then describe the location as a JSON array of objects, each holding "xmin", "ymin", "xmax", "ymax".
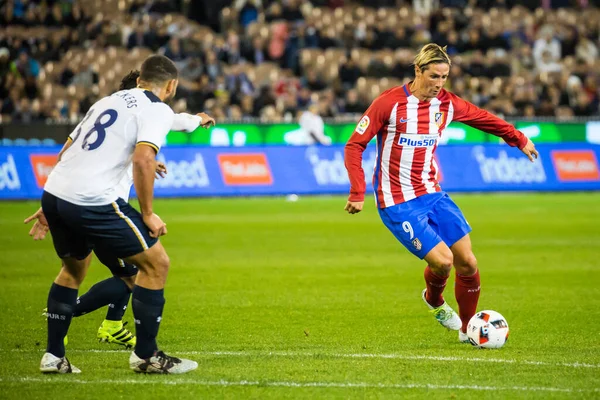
[
  {"xmin": 166, "ymin": 79, "xmax": 177, "ymax": 95},
  {"xmin": 414, "ymin": 65, "xmax": 421, "ymax": 77},
  {"xmin": 136, "ymin": 76, "xmax": 140, "ymax": 87}
]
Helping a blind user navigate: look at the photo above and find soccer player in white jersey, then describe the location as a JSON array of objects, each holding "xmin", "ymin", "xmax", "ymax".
[
  {"xmin": 26, "ymin": 69, "xmax": 215, "ymax": 350},
  {"xmin": 37, "ymin": 55, "xmax": 198, "ymax": 374},
  {"xmin": 344, "ymin": 44, "xmax": 538, "ymax": 342}
]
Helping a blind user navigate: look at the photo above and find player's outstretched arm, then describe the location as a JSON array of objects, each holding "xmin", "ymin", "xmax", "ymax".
[
  {"xmin": 448, "ymin": 92, "xmax": 538, "ymax": 161},
  {"xmin": 171, "ymin": 112, "xmax": 216, "ymax": 132}
]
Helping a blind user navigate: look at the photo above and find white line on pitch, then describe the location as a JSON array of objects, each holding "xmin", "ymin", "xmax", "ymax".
[
  {"xmin": 5, "ymin": 349, "xmax": 599, "ymax": 369},
  {"xmin": 1, "ymin": 377, "xmax": 598, "ymax": 393}
]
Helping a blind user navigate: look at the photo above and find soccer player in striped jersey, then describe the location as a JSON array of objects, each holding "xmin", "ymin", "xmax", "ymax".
[{"xmin": 344, "ymin": 43, "xmax": 538, "ymax": 342}]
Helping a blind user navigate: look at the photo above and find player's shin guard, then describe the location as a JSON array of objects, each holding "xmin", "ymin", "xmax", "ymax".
[
  {"xmin": 46, "ymin": 283, "xmax": 78, "ymax": 357},
  {"xmin": 455, "ymin": 270, "xmax": 481, "ymax": 333},
  {"xmin": 74, "ymin": 277, "xmax": 130, "ymax": 318},
  {"xmin": 131, "ymin": 286, "xmax": 164, "ymax": 359},
  {"xmin": 424, "ymin": 265, "xmax": 448, "ymax": 307}
]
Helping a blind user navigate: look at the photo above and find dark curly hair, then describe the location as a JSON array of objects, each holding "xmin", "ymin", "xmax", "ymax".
[{"xmin": 119, "ymin": 69, "xmax": 140, "ymax": 90}]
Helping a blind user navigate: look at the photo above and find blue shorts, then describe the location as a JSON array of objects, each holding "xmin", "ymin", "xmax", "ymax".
[
  {"xmin": 42, "ymin": 191, "xmax": 157, "ymax": 261},
  {"xmin": 378, "ymin": 192, "xmax": 471, "ymax": 259}
]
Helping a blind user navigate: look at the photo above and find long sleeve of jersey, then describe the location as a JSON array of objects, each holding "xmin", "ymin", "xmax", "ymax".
[
  {"xmin": 448, "ymin": 92, "xmax": 528, "ymax": 149},
  {"xmin": 344, "ymin": 95, "xmax": 391, "ymax": 202},
  {"xmin": 172, "ymin": 113, "xmax": 202, "ymax": 132}
]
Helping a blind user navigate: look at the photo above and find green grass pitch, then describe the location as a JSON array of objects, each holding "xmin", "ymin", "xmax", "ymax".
[{"xmin": 0, "ymin": 193, "xmax": 599, "ymax": 399}]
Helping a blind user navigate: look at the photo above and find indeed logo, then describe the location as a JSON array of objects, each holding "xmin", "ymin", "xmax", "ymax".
[
  {"xmin": 306, "ymin": 148, "xmax": 376, "ymax": 186},
  {"xmin": 398, "ymin": 134, "xmax": 438, "ymax": 147},
  {"xmin": 473, "ymin": 146, "xmax": 546, "ymax": 184},
  {"xmin": 154, "ymin": 153, "xmax": 210, "ymax": 188},
  {"xmin": 0, "ymin": 154, "xmax": 21, "ymax": 191}
]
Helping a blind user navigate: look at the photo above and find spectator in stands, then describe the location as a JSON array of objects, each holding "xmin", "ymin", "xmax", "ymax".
[
  {"xmin": 72, "ymin": 64, "xmax": 99, "ymax": 87},
  {"xmin": 385, "ymin": 27, "xmax": 412, "ymax": 50},
  {"xmin": 2, "ymin": 1, "xmax": 600, "ymax": 124},
  {"xmin": 303, "ymin": 70, "xmax": 326, "ymax": 91},
  {"xmin": 0, "ymin": 48, "xmax": 10, "ymax": 81},
  {"xmin": 575, "ymin": 35, "xmax": 598, "ymax": 66},
  {"xmin": 339, "ymin": 56, "xmax": 361, "ymax": 90},
  {"xmin": 537, "ymin": 50, "xmax": 562, "ymax": 73},
  {"xmin": 281, "ymin": 0, "xmax": 304, "ymax": 22},
  {"xmin": 533, "ymin": 26, "xmax": 562, "ymax": 67},
  {"xmin": 242, "ymin": 36, "xmax": 270, "ymax": 64},
  {"xmin": 366, "ymin": 52, "xmax": 390, "ymax": 78},
  {"xmin": 180, "ymin": 57, "xmax": 204, "ymax": 81},
  {"xmin": 226, "ymin": 63, "xmax": 255, "ymax": 104},
  {"xmin": 11, "ymin": 51, "xmax": 40, "ymax": 79},
  {"xmin": 161, "ymin": 37, "xmax": 188, "ymax": 65},
  {"xmin": 343, "ymin": 88, "xmax": 367, "ymax": 114},
  {"xmin": 265, "ymin": 2, "xmax": 283, "ymax": 22},
  {"xmin": 296, "ymin": 86, "xmax": 312, "ymax": 109},
  {"xmin": 240, "ymin": 94, "xmax": 255, "ymax": 118},
  {"xmin": 127, "ymin": 24, "xmax": 152, "ymax": 49},
  {"xmin": 235, "ymin": 0, "xmax": 262, "ymax": 28},
  {"xmin": 1, "ymin": 88, "xmax": 21, "ymax": 120},
  {"xmin": 204, "ymin": 50, "xmax": 224, "ymax": 82}
]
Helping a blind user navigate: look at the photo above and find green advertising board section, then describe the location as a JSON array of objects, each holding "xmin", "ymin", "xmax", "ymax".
[{"xmin": 165, "ymin": 121, "xmax": 591, "ymax": 146}]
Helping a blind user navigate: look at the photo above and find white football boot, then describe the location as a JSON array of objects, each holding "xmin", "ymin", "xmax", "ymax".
[
  {"xmin": 129, "ymin": 350, "xmax": 198, "ymax": 374},
  {"xmin": 40, "ymin": 352, "xmax": 81, "ymax": 373},
  {"xmin": 458, "ymin": 330, "xmax": 470, "ymax": 343},
  {"xmin": 422, "ymin": 289, "xmax": 462, "ymax": 331}
]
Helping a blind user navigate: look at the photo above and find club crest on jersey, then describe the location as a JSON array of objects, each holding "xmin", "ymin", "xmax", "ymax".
[
  {"xmin": 434, "ymin": 112, "xmax": 444, "ymax": 127},
  {"xmin": 355, "ymin": 116, "xmax": 370, "ymax": 135},
  {"xmin": 412, "ymin": 238, "xmax": 422, "ymax": 251}
]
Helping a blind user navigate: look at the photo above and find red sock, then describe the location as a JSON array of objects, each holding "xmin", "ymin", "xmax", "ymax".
[
  {"xmin": 455, "ymin": 270, "xmax": 481, "ymax": 333},
  {"xmin": 424, "ymin": 266, "xmax": 448, "ymax": 307}
]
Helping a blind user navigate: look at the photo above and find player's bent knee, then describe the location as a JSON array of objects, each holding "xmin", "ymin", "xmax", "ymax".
[
  {"xmin": 126, "ymin": 241, "xmax": 170, "ymax": 277},
  {"xmin": 455, "ymin": 253, "xmax": 478, "ymax": 275},
  {"xmin": 427, "ymin": 253, "xmax": 453, "ymax": 275}
]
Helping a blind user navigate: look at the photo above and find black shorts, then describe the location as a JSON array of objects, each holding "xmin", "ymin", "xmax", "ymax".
[
  {"xmin": 41, "ymin": 191, "xmax": 158, "ymax": 261},
  {"xmin": 93, "ymin": 246, "xmax": 138, "ymax": 278}
]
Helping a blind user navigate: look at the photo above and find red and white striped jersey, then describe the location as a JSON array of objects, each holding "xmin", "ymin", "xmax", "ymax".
[{"xmin": 344, "ymin": 84, "xmax": 528, "ymax": 208}]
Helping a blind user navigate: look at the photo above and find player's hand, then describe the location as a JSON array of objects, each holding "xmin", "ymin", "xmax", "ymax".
[
  {"xmin": 196, "ymin": 112, "xmax": 216, "ymax": 128},
  {"xmin": 24, "ymin": 207, "xmax": 49, "ymax": 240},
  {"xmin": 143, "ymin": 213, "xmax": 168, "ymax": 238},
  {"xmin": 344, "ymin": 200, "xmax": 364, "ymax": 214},
  {"xmin": 155, "ymin": 161, "xmax": 167, "ymax": 179},
  {"xmin": 521, "ymin": 138, "xmax": 539, "ymax": 162},
  {"xmin": 28, "ymin": 221, "xmax": 49, "ymax": 240}
]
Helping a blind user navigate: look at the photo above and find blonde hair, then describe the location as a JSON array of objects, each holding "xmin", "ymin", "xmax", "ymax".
[{"xmin": 413, "ymin": 43, "xmax": 451, "ymax": 71}]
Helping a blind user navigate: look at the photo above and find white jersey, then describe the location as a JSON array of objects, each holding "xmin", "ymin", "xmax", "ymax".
[
  {"xmin": 45, "ymin": 89, "xmax": 174, "ymax": 206},
  {"xmin": 114, "ymin": 112, "xmax": 202, "ymax": 201}
]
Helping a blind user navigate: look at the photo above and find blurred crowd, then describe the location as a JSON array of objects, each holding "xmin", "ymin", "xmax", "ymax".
[{"xmin": 1, "ymin": 0, "xmax": 600, "ymax": 125}]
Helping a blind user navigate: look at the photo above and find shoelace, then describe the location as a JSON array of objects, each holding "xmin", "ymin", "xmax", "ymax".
[
  {"xmin": 430, "ymin": 306, "xmax": 452, "ymax": 321},
  {"xmin": 155, "ymin": 351, "xmax": 182, "ymax": 370}
]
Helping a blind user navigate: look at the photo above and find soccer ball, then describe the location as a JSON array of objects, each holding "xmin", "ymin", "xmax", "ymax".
[{"xmin": 466, "ymin": 310, "xmax": 509, "ymax": 349}]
